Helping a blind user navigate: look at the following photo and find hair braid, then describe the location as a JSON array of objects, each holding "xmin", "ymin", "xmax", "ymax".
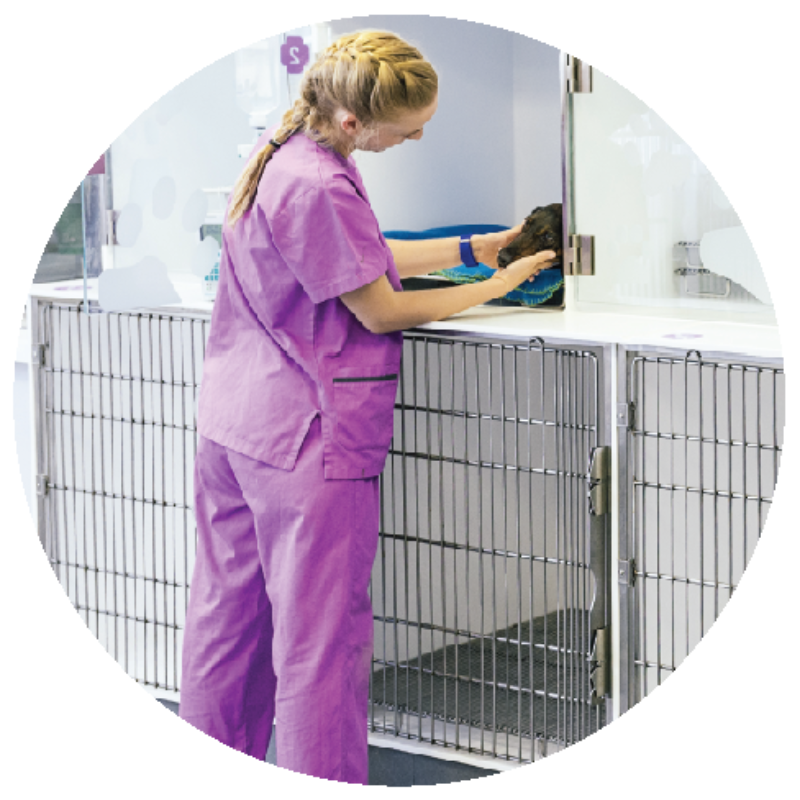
[{"xmin": 226, "ymin": 30, "xmax": 437, "ymax": 227}]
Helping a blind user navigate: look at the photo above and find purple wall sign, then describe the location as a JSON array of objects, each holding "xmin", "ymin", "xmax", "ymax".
[
  {"xmin": 87, "ymin": 154, "xmax": 105, "ymax": 176},
  {"xmin": 280, "ymin": 36, "xmax": 310, "ymax": 75}
]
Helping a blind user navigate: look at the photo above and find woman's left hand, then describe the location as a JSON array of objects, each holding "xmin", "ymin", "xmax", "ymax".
[{"xmin": 470, "ymin": 226, "xmax": 523, "ymax": 270}]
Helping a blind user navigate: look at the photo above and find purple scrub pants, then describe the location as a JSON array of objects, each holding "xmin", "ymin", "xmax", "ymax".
[{"xmin": 179, "ymin": 417, "xmax": 380, "ymax": 784}]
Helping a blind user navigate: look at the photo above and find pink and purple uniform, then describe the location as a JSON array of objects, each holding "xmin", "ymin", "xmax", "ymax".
[{"xmin": 179, "ymin": 128, "xmax": 402, "ymax": 784}]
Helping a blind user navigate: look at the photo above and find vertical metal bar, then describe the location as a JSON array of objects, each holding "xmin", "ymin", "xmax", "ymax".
[
  {"xmin": 616, "ymin": 346, "xmax": 630, "ymax": 713},
  {"xmin": 424, "ymin": 338, "xmax": 434, "ymax": 744},
  {"xmin": 476, "ymin": 343, "xmax": 486, "ymax": 755},
  {"xmin": 92, "ymin": 312, "xmax": 104, "ymax": 647},
  {"xmin": 640, "ymin": 358, "xmax": 649, "ymax": 698},
  {"xmin": 498, "ymin": 343, "xmax": 509, "ymax": 759},
  {"xmin": 161, "ymin": 316, "xmax": 170, "ymax": 689},
  {"xmin": 89, "ymin": 313, "xmax": 100, "ymax": 641},
  {"xmin": 728, "ymin": 365, "xmax": 734, "ymax": 608},
  {"xmin": 683, "ymin": 356, "xmax": 690, "ymax": 689},
  {"xmin": 655, "ymin": 356, "xmax": 662, "ymax": 688},
  {"xmin": 712, "ymin": 364, "xmax": 719, "ymax": 624},
  {"xmin": 436, "ymin": 340, "xmax": 447, "ymax": 745},
  {"xmin": 399, "ymin": 337, "xmax": 409, "ymax": 738},
  {"xmin": 637, "ymin": 357, "xmax": 646, "ymax": 703},
  {"xmin": 669, "ymin": 358, "xmax": 676, "ymax": 681},
  {"xmin": 698, "ymin": 357, "xmax": 705, "ymax": 644},
  {"xmin": 513, "ymin": 345, "xmax": 522, "ymax": 760},
  {"xmin": 555, "ymin": 347, "xmax": 564, "ymax": 744},
  {"xmin": 71, "ymin": 307, "xmax": 85, "ymax": 625},
  {"xmin": 461, "ymin": 339, "xmax": 473, "ymax": 754},
  {"xmin": 107, "ymin": 313, "xmax": 119, "ymax": 669},
  {"xmin": 539, "ymin": 342, "xmax": 549, "ymax": 754},
  {"xmin": 526, "ymin": 343, "xmax": 535, "ymax": 756},
  {"xmin": 413, "ymin": 338, "xmax": 423, "ymax": 743},
  {"xmin": 488, "ymin": 343, "xmax": 498, "ymax": 756},
  {"xmin": 136, "ymin": 312, "xmax": 146, "ymax": 684},
  {"xmin": 741, "ymin": 365, "xmax": 747, "ymax": 595},
  {"xmin": 448, "ymin": 340, "xmax": 461, "ymax": 751}
]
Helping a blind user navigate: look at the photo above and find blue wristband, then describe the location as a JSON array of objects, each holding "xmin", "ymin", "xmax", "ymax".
[{"xmin": 459, "ymin": 235, "xmax": 479, "ymax": 267}]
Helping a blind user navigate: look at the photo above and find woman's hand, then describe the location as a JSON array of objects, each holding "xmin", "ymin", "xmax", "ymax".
[
  {"xmin": 471, "ymin": 225, "xmax": 524, "ymax": 269},
  {"xmin": 488, "ymin": 250, "xmax": 557, "ymax": 296}
]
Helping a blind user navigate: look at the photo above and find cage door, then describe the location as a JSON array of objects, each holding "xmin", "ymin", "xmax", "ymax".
[
  {"xmin": 619, "ymin": 348, "xmax": 784, "ymax": 709},
  {"xmin": 370, "ymin": 333, "xmax": 610, "ymax": 763}
]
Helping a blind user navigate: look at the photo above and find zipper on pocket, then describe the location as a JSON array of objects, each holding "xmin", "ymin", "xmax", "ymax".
[{"xmin": 333, "ymin": 374, "xmax": 398, "ymax": 383}]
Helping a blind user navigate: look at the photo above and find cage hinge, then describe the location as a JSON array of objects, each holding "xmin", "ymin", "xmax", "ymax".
[
  {"xmin": 589, "ymin": 626, "xmax": 609, "ymax": 703},
  {"xmin": 36, "ymin": 474, "xmax": 49, "ymax": 497},
  {"xmin": 565, "ymin": 55, "xmax": 593, "ymax": 93},
  {"xmin": 618, "ymin": 558, "xmax": 636, "ymax": 587},
  {"xmin": 588, "ymin": 446, "xmax": 610, "ymax": 516},
  {"xmin": 616, "ymin": 401, "xmax": 636, "ymax": 429},
  {"xmin": 564, "ymin": 233, "xmax": 595, "ymax": 276},
  {"xmin": 31, "ymin": 343, "xmax": 47, "ymax": 367}
]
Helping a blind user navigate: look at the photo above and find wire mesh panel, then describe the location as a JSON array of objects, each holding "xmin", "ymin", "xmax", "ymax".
[
  {"xmin": 623, "ymin": 350, "xmax": 784, "ymax": 704},
  {"xmin": 31, "ymin": 301, "xmax": 609, "ymax": 765},
  {"xmin": 370, "ymin": 333, "xmax": 608, "ymax": 763},
  {"xmin": 32, "ymin": 299, "xmax": 208, "ymax": 694}
]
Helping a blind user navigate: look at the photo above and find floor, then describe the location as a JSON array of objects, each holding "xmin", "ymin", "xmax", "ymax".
[{"xmin": 156, "ymin": 699, "xmax": 498, "ymax": 786}]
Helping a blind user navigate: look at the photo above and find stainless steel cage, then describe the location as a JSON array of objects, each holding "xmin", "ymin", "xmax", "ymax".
[
  {"xmin": 31, "ymin": 299, "xmax": 208, "ymax": 693},
  {"xmin": 617, "ymin": 348, "xmax": 785, "ymax": 711},
  {"xmin": 29, "ymin": 298, "xmax": 784, "ymax": 769}
]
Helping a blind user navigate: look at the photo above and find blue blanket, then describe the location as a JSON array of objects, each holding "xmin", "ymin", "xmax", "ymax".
[{"xmin": 383, "ymin": 224, "xmax": 563, "ymax": 307}]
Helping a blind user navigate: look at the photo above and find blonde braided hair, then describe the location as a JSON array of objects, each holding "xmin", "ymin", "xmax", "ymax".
[{"xmin": 227, "ymin": 30, "xmax": 438, "ymax": 227}]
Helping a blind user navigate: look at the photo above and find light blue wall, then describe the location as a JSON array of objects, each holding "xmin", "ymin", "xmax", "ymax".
[{"xmin": 329, "ymin": 15, "xmax": 562, "ymax": 231}]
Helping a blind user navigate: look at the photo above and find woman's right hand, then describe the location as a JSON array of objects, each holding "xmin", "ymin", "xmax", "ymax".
[{"xmin": 488, "ymin": 250, "xmax": 557, "ymax": 297}]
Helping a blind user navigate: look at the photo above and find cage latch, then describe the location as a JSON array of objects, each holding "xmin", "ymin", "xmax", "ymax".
[
  {"xmin": 31, "ymin": 343, "xmax": 47, "ymax": 367},
  {"xmin": 36, "ymin": 474, "xmax": 49, "ymax": 497},
  {"xmin": 618, "ymin": 558, "xmax": 637, "ymax": 587},
  {"xmin": 589, "ymin": 627, "xmax": 609, "ymax": 704},
  {"xmin": 588, "ymin": 446, "xmax": 610, "ymax": 516},
  {"xmin": 617, "ymin": 402, "xmax": 636, "ymax": 430}
]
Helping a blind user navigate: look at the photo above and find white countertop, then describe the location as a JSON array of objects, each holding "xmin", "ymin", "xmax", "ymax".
[{"xmin": 23, "ymin": 276, "xmax": 783, "ymax": 363}]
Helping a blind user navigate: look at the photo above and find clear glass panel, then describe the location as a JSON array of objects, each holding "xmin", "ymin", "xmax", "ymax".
[{"xmin": 571, "ymin": 69, "xmax": 774, "ymax": 318}]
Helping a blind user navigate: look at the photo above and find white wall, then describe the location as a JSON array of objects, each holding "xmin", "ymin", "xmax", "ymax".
[
  {"xmin": 110, "ymin": 54, "xmax": 253, "ymax": 276},
  {"xmin": 107, "ymin": 16, "xmax": 563, "ymax": 274}
]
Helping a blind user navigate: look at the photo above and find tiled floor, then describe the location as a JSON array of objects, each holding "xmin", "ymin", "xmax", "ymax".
[{"xmin": 157, "ymin": 699, "xmax": 498, "ymax": 786}]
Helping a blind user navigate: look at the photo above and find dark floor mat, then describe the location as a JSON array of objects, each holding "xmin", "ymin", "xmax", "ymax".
[{"xmin": 371, "ymin": 609, "xmax": 605, "ymax": 745}]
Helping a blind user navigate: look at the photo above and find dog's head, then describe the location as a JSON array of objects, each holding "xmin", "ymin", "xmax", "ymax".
[{"xmin": 497, "ymin": 203, "xmax": 563, "ymax": 269}]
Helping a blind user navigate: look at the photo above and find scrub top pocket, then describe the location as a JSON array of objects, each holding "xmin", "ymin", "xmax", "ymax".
[{"xmin": 332, "ymin": 368, "xmax": 399, "ymax": 471}]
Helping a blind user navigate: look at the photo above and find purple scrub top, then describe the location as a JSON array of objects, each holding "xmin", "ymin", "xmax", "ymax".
[{"xmin": 197, "ymin": 128, "xmax": 403, "ymax": 480}]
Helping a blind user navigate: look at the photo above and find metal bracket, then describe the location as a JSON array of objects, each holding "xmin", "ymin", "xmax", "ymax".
[
  {"xmin": 589, "ymin": 626, "xmax": 609, "ymax": 703},
  {"xmin": 618, "ymin": 558, "xmax": 636, "ymax": 587},
  {"xmin": 616, "ymin": 402, "xmax": 635, "ymax": 430},
  {"xmin": 588, "ymin": 446, "xmax": 610, "ymax": 516},
  {"xmin": 36, "ymin": 474, "xmax": 49, "ymax": 497},
  {"xmin": 31, "ymin": 343, "xmax": 46, "ymax": 367},
  {"xmin": 565, "ymin": 233, "xmax": 595, "ymax": 276},
  {"xmin": 565, "ymin": 55, "xmax": 593, "ymax": 93}
]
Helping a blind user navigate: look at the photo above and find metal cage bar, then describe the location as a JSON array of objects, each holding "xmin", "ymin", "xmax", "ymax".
[{"xmin": 620, "ymin": 348, "xmax": 784, "ymax": 708}]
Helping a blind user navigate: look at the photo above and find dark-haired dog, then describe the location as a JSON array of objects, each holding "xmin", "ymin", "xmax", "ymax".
[{"xmin": 497, "ymin": 203, "xmax": 563, "ymax": 270}]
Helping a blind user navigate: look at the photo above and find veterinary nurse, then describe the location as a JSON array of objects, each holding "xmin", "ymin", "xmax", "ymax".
[{"xmin": 179, "ymin": 30, "xmax": 556, "ymax": 784}]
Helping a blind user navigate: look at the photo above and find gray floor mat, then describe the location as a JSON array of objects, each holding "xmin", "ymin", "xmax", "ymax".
[{"xmin": 371, "ymin": 609, "xmax": 605, "ymax": 745}]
